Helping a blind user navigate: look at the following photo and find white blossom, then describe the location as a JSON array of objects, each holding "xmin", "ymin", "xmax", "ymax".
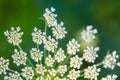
[
  {"xmin": 4, "ymin": 72, "xmax": 22, "ymax": 80},
  {"xmin": 70, "ymin": 55, "xmax": 83, "ymax": 69},
  {"xmin": 48, "ymin": 68, "xmax": 57, "ymax": 77},
  {"xmin": 67, "ymin": 69, "xmax": 80, "ymax": 80},
  {"xmin": 44, "ymin": 36, "xmax": 58, "ymax": 52},
  {"xmin": 102, "ymin": 51, "xmax": 119, "ymax": 69},
  {"xmin": 12, "ymin": 49, "xmax": 27, "ymax": 66},
  {"xmin": 21, "ymin": 67, "xmax": 34, "ymax": 80},
  {"xmin": 32, "ymin": 27, "xmax": 45, "ymax": 45},
  {"xmin": 81, "ymin": 25, "xmax": 97, "ymax": 43},
  {"xmin": 67, "ymin": 39, "xmax": 80, "ymax": 55},
  {"xmin": 101, "ymin": 74, "xmax": 117, "ymax": 80},
  {"xmin": 36, "ymin": 76, "xmax": 44, "ymax": 80},
  {"xmin": 0, "ymin": 57, "xmax": 9, "ymax": 74},
  {"xmin": 4, "ymin": 26, "xmax": 23, "ymax": 45},
  {"xmin": 55, "ymin": 48, "xmax": 66, "ymax": 63},
  {"xmin": 43, "ymin": 7, "xmax": 57, "ymax": 27},
  {"xmin": 58, "ymin": 65, "xmax": 67, "ymax": 76},
  {"xmin": 52, "ymin": 22, "xmax": 67, "ymax": 39},
  {"xmin": 83, "ymin": 46, "xmax": 99, "ymax": 63},
  {"xmin": 84, "ymin": 65, "xmax": 101, "ymax": 80},
  {"xmin": 45, "ymin": 55, "xmax": 55, "ymax": 67},
  {"xmin": 36, "ymin": 64, "xmax": 46, "ymax": 75},
  {"xmin": 30, "ymin": 48, "xmax": 43, "ymax": 62}
]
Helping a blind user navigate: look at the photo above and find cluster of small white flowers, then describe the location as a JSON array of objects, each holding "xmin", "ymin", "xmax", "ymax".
[
  {"xmin": 4, "ymin": 72, "xmax": 22, "ymax": 80},
  {"xmin": 52, "ymin": 22, "xmax": 67, "ymax": 39},
  {"xmin": 4, "ymin": 26, "xmax": 23, "ymax": 45},
  {"xmin": 0, "ymin": 57, "xmax": 9, "ymax": 74},
  {"xmin": 36, "ymin": 64, "xmax": 46, "ymax": 75},
  {"xmin": 55, "ymin": 48, "xmax": 66, "ymax": 63},
  {"xmin": 21, "ymin": 67, "xmax": 34, "ymax": 80},
  {"xmin": 101, "ymin": 74, "xmax": 117, "ymax": 80},
  {"xmin": 30, "ymin": 48, "xmax": 43, "ymax": 62},
  {"xmin": 84, "ymin": 65, "xmax": 101, "ymax": 80},
  {"xmin": 32, "ymin": 27, "xmax": 45, "ymax": 45},
  {"xmin": 44, "ymin": 36, "xmax": 58, "ymax": 52},
  {"xmin": 81, "ymin": 25, "xmax": 97, "ymax": 43},
  {"xmin": 45, "ymin": 55, "xmax": 55, "ymax": 67},
  {"xmin": 67, "ymin": 39, "xmax": 80, "ymax": 55},
  {"xmin": 102, "ymin": 51, "xmax": 120, "ymax": 69},
  {"xmin": 83, "ymin": 46, "xmax": 99, "ymax": 63},
  {"xmin": 36, "ymin": 76, "xmax": 44, "ymax": 80},
  {"xmin": 48, "ymin": 68, "xmax": 57, "ymax": 77},
  {"xmin": 12, "ymin": 49, "xmax": 27, "ymax": 66},
  {"xmin": 54, "ymin": 77, "xmax": 68, "ymax": 80},
  {"xmin": 70, "ymin": 55, "xmax": 83, "ymax": 69},
  {"xmin": 43, "ymin": 7, "xmax": 57, "ymax": 27},
  {"xmin": 58, "ymin": 65, "xmax": 67, "ymax": 76},
  {"xmin": 68, "ymin": 69, "xmax": 80, "ymax": 80}
]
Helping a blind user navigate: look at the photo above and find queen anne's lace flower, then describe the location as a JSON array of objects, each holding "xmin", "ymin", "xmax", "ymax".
[
  {"xmin": 45, "ymin": 55, "xmax": 55, "ymax": 67},
  {"xmin": 30, "ymin": 48, "xmax": 43, "ymax": 62},
  {"xmin": 36, "ymin": 76, "xmax": 44, "ymax": 80},
  {"xmin": 102, "ymin": 51, "xmax": 119, "ymax": 69},
  {"xmin": 48, "ymin": 68, "xmax": 57, "ymax": 77},
  {"xmin": 83, "ymin": 46, "xmax": 99, "ymax": 63},
  {"xmin": 55, "ymin": 48, "xmax": 66, "ymax": 63},
  {"xmin": 32, "ymin": 27, "xmax": 45, "ymax": 45},
  {"xmin": 43, "ymin": 7, "xmax": 57, "ymax": 27},
  {"xmin": 67, "ymin": 39, "xmax": 80, "ymax": 55},
  {"xmin": 36, "ymin": 64, "xmax": 46, "ymax": 75},
  {"xmin": 4, "ymin": 72, "xmax": 22, "ymax": 80},
  {"xmin": 0, "ymin": 57, "xmax": 9, "ymax": 74},
  {"xmin": 81, "ymin": 25, "xmax": 97, "ymax": 43},
  {"xmin": 70, "ymin": 55, "xmax": 83, "ymax": 69},
  {"xmin": 84, "ymin": 65, "xmax": 101, "ymax": 80},
  {"xmin": 4, "ymin": 26, "xmax": 23, "ymax": 46},
  {"xmin": 52, "ymin": 22, "xmax": 67, "ymax": 39},
  {"xmin": 44, "ymin": 36, "xmax": 58, "ymax": 52},
  {"xmin": 101, "ymin": 74, "xmax": 117, "ymax": 80},
  {"xmin": 21, "ymin": 67, "xmax": 34, "ymax": 80},
  {"xmin": 68, "ymin": 69, "xmax": 80, "ymax": 80},
  {"xmin": 58, "ymin": 65, "xmax": 67, "ymax": 76},
  {"xmin": 12, "ymin": 49, "xmax": 27, "ymax": 66}
]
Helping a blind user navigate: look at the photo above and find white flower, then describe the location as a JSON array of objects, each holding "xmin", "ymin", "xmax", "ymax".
[
  {"xmin": 44, "ymin": 36, "xmax": 58, "ymax": 52},
  {"xmin": 36, "ymin": 76, "xmax": 44, "ymax": 80},
  {"xmin": 67, "ymin": 69, "xmax": 80, "ymax": 80},
  {"xmin": 0, "ymin": 57, "xmax": 9, "ymax": 74},
  {"xmin": 4, "ymin": 72, "xmax": 22, "ymax": 80},
  {"xmin": 48, "ymin": 68, "xmax": 57, "ymax": 77},
  {"xmin": 30, "ymin": 48, "xmax": 43, "ymax": 62},
  {"xmin": 83, "ymin": 46, "xmax": 99, "ymax": 63},
  {"xmin": 101, "ymin": 74, "xmax": 117, "ymax": 80},
  {"xmin": 12, "ymin": 49, "xmax": 27, "ymax": 66},
  {"xmin": 32, "ymin": 27, "xmax": 45, "ymax": 45},
  {"xmin": 58, "ymin": 65, "xmax": 67, "ymax": 76},
  {"xmin": 55, "ymin": 48, "xmax": 66, "ymax": 63},
  {"xmin": 46, "ymin": 75, "xmax": 52, "ymax": 80},
  {"xmin": 67, "ymin": 39, "xmax": 80, "ymax": 55},
  {"xmin": 4, "ymin": 26, "xmax": 23, "ymax": 46},
  {"xmin": 45, "ymin": 55, "xmax": 55, "ymax": 67},
  {"xmin": 70, "ymin": 55, "xmax": 83, "ymax": 69},
  {"xmin": 43, "ymin": 7, "xmax": 57, "ymax": 27},
  {"xmin": 84, "ymin": 65, "xmax": 101, "ymax": 80},
  {"xmin": 52, "ymin": 22, "xmax": 67, "ymax": 39},
  {"xmin": 81, "ymin": 25, "xmax": 97, "ymax": 43},
  {"xmin": 36, "ymin": 64, "xmax": 46, "ymax": 75},
  {"xmin": 102, "ymin": 51, "xmax": 119, "ymax": 69},
  {"xmin": 21, "ymin": 67, "xmax": 34, "ymax": 80}
]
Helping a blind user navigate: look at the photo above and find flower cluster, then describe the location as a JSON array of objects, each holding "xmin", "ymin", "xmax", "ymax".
[{"xmin": 1, "ymin": 7, "xmax": 120, "ymax": 80}]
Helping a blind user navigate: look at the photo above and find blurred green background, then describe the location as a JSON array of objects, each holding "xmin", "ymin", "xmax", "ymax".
[{"xmin": 0, "ymin": 0, "xmax": 120, "ymax": 79}]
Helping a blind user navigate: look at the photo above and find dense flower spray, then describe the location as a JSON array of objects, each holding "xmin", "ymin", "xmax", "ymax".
[{"xmin": 1, "ymin": 7, "xmax": 120, "ymax": 80}]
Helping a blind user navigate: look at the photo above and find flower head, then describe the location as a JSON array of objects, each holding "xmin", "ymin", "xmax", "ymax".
[
  {"xmin": 83, "ymin": 46, "xmax": 99, "ymax": 63},
  {"xmin": 4, "ymin": 26, "xmax": 23, "ymax": 45},
  {"xmin": 68, "ymin": 69, "xmax": 80, "ymax": 80},
  {"xmin": 58, "ymin": 65, "xmax": 67, "ymax": 76},
  {"xmin": 84, "ymin": 65, "xmax": 101, "ymax": 80},
  {"xmin": 48, "ymin": 68, "xmax": 57, "ymax": 77},
  {"xmin": 81, "ymin": 25, "xmax": 97, "ymax": 43},
  {"xmin": 36, "ymin": 64, "xmax": 46, "ymax": 75},
  {"xmin": 43, "ymin": 7, "xmax": 57, "ymax": 27},
  {"xmin": 0, "ymin": 57, "xmax": 9, "ymax": 74},
  {"xmin": 67, "ymin": 39, "xmax": 80, "ymax": 55},
  {"xmin": 12, "ymin": 49, "xmax": 27, "ymax": 66},
  {"xmin": 45, "ymin": 55, "xmax": 55, "ymax": 67},
  {"xmin": 101, "ymin": 74, "xmax": 117, "ymax": 80}
]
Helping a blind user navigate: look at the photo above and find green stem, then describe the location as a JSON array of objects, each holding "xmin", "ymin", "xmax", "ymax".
[{"xmin": 8, "ymin": 68, "xmax": 15, "ymax": 73}]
